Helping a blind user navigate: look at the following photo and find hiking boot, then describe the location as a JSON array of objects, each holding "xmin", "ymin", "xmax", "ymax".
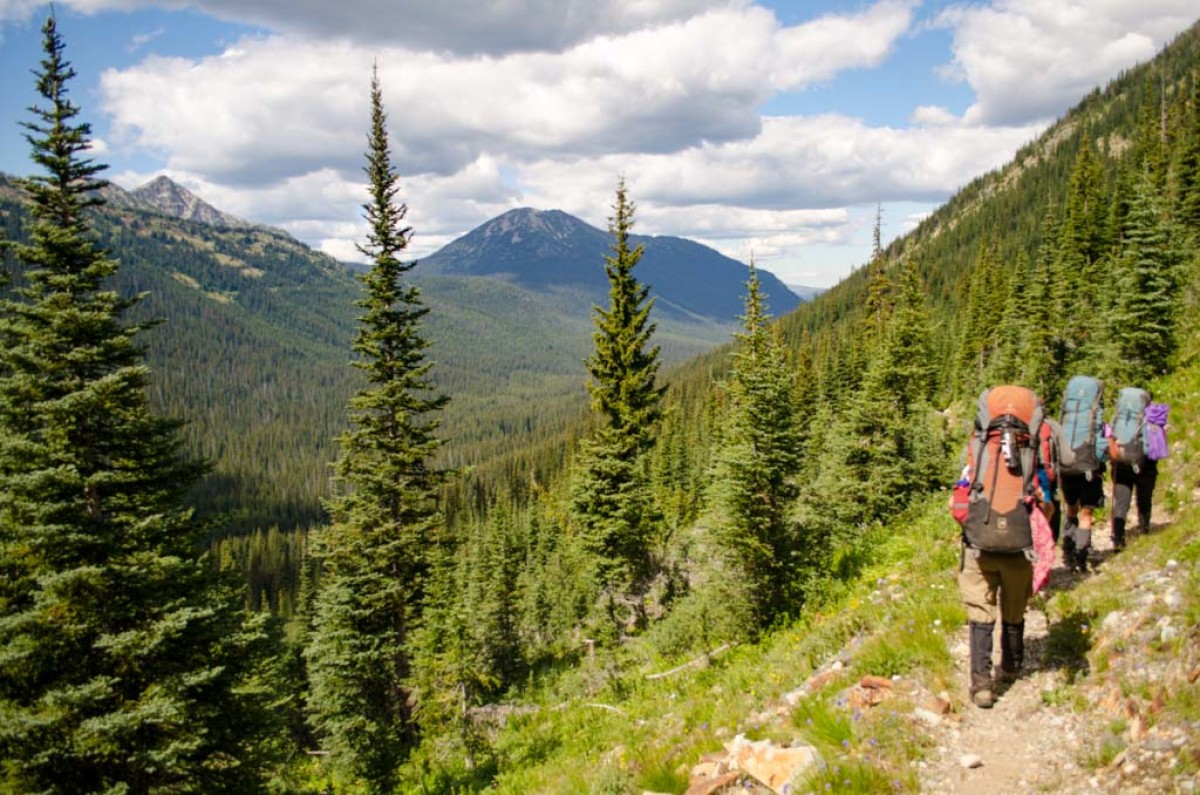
[
  {"xmin": 1074, "ymin": 549, "xmax": 1089, "ymax": 573},
  {"xmin": 969, "ymin": 621, "xmax": 995, "ymax": 709},
  {"xmin": 972, "ymin": 687, "xmax": 995, "ymax": 708},
  {"xmin": 1061, "ymin": 535, "xmax": 1075, "ymax": 566},
  {"xmin": 1111, "ymin": 517, "xmax": 1126, "ymax": 552},
  {"xmin": 1137, "ymin": 513, "xmax": 1151, "ymax": 535},
  {"xmin": 998, "ymin": 621, "xmax": 1024, "ymax": 682}
]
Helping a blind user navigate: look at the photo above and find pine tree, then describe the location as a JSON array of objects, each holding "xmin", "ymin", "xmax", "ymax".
[
  {"xmin": 0, "ymin": 17, "xmax": 273, "ymax": 792},
  {"xmin": 827, "ymin": 257, "xmax": 941, "ymax": 526},
  {"xmin": 1022, "ymin": 229, "xmax": 1062, "ymax": 406},
  {"xmin": 987, "ymin": 252, "xmax": 1033, "ymax": 386},
  {"xmin": 1174, "ymin": 73, "xmax": 1200, "ymax": 233},
  {"xmin": 1109, "ymin": 171, "xmax": 1180, "ymax": 383},
  {"xmin": 304, "ymin": 67, "xmax": 448, "ymax": 792},
  {"xmin": 569, "ymin": 179, "xmax": 664, "ymax": 639},
  {"xmin": 1054, "ymin": 141, "xmax": 1112, "ymax": 370},
  {"xmin": 954, "ymin": 240, "xmax": 1001, "ymax": 397},
  {"xmin": 708, "ymin": 266, "xmax": 802, "ymax": 629}
]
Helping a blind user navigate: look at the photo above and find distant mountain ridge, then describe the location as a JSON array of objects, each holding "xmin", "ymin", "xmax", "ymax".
[
  {"xmin": 130, "ymin": 175, "xmax": 257, "ymax": 229},
  {"xmin": 422, "ymin": 207, "xmax": 800, "ymax": 321},
  {"xmin": 95, "ymin": 175, "xmax": 263, "ymax": 232}
]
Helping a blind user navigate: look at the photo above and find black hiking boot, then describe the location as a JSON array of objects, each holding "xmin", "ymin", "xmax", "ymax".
[
  {"xmin": 1138, "ymin": 513, "xmax": 1151, "ymax": 535},
  {"xmin": 998, "ymin": 621, "xmax": 1024, "ymax": 683},
  {"xmin": 1112, "ymin": 517, "xmax": 1126, "ymax": 552},
  {"xmin": 969, "ymin": 621, "xmax": 995, "ymax": 708},
  {"xmin": 1073, "ymin": 527, "xmax": 1092, "ymax": 572},
  {"xmin": 1061, "ymin": 534, "xmax": 1075, "ymax": 565}
]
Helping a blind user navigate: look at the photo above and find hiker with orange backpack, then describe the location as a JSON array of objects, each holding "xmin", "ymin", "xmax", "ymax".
[
  {"xmin": 1108, "ymin": 388, "xmax": 1169, "ymax": 549},
  {"xmin": 1057, "ymin": 375, "xmax": 1108, "ymax": 572},
  {"xmin": 950, "ymin": 385, "xmax": 1051, "ymax": 708}
]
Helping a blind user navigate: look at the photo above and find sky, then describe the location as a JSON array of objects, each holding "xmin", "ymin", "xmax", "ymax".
[{"xmin": 1, "ymin": 1, "xmax": 1197, "ymax": 289}]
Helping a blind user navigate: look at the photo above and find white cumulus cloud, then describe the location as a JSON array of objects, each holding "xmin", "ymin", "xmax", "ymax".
[{"xmin": 936, "ymin": 0, "xmax": 1197, "ymax": 125}]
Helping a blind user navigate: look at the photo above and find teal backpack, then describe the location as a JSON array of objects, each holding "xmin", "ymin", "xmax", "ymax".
[
  {"xmin": 1058, "ymin": 375, "xmax": 1107, "ymax": 475},
  {"xmin": 1112, "ymin": 387, "xmax": 1151, "ymax": 469}
]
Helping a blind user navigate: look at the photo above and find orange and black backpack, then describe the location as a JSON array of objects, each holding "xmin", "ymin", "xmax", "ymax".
[{"xmin": 959, "ymin": 385, "xmax": 1044, "ymax": 553}]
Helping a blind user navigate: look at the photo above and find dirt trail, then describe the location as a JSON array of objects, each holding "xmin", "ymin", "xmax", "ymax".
[{"xmin": 918, "ymin": 521, "xmax": 1120, "ymax": 794}]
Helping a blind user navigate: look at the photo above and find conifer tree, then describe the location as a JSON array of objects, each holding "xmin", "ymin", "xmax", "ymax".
[
  {"xmin": 1174, "ymin": 75, "xmax": 1200, "ymax": 233},
  {"xmin": 1109, "ymin": 172, "xmax": 1180, "ymax": 383},
  {"xmin": 304, "ymin": 68, "xmax": 448, "ymax": 792},
  {"xmin": 0, "ymin": 17, "xmax": 273, "ymax": 792},
  {"xmin": 1134, "ymin": 75, "xmax": 1169, "ymax": 192},
  {"xmin": 987, "ymin": 252, "xmax": 1033, "ymax": 386},
  {"xmin": 569, "ymin": 179, "xmax": 664, "ymax": 639},
  {"xmin": 1022, "ymin": 230, "xmax": 1062, "ymax": 405},
  {"xmin": 1053, "ymin": 141, "xmax": 1111, "ymax": 369},
  {"xmin": 954, "ymin": 240, "xmax": 1001, "ymax": 397},
  {"xmin": 824, "ymin": 257, "xmax": 941, "ymax": 526},
  {"xmin": 708, "ymin": 267, "xmax": 802, "ymax": 629}
]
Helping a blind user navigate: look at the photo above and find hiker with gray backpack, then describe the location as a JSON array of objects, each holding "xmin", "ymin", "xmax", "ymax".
[
  {"xmin": 1108, "ymin": 387, "xmax": 1170, "ymax": 549},
  {"xmin": 1057, "ymin": 375, "xmax": 1109, "ymax": 572}
]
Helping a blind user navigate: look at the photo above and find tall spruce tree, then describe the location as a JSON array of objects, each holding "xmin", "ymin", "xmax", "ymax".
[
  {"xmin": 0, "ymin": 17, "xmax": 273, "ymax": 792},
  {"xmin": 708, "ymin": 266, "xmax": 802, "ymax": 630},
  {"xmin": 823, "ymin": 257, "xmax": 941, "ymax": 527},
  {"xmin": 304, "ymin": 68, "xmax": 448, "ymax": 792},
  {"xmin": 569, "ymin": 179, "xmax": 664, "ymax": 639},
  {"xmin": 1109, "ymin": 172, "xmax": 1180, "ymax": 383}
]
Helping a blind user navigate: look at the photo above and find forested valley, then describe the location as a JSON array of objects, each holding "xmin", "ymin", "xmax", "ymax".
[{"xmin": 2, "ymin": 12, "xmax": 1200, "ymax": 794}]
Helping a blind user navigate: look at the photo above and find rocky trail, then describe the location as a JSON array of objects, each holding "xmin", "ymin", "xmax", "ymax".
[
  {"xmin": 671, "ymin": 504, "xmax": 1199, "ymax": 795},
  {"xmin": 918, "ymin": 515, "xmax": 1200, "ymax": 795}
]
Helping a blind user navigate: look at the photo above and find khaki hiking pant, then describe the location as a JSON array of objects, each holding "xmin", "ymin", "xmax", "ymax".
[{"xmin": 958, "ymin": 546, "xmax": 1033, "ymax": 625}]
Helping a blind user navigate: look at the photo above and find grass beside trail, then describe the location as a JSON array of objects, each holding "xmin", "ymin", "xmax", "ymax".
[{"xmin": 424, "ymin": 495, "xmax": 967, "ymax": 794}]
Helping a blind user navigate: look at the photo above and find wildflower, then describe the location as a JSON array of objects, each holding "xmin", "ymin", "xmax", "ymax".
[{"xmin": 842, "ymin": 740, "xmax": 851, "ymax": 748}]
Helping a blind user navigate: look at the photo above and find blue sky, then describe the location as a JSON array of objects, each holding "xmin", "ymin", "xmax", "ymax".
[{"xmin": 1, "ymin": 1, "xmax": 1197, "ymax": 288}]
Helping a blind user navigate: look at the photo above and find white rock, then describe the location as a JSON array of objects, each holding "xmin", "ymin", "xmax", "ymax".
[
  {"xmin": 913, "ymin": 708, "xmax": 942, "ymax": 727},
  {"xmin": 1102, "ymin": 611, "xmax": 1126, "ymax": 632},
  {"xmin": 960, "ymin": 754, "xmax": 983, "ymax": 769}
]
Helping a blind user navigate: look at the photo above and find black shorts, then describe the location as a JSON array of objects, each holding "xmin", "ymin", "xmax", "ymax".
[{"xmin": 1061, "ymin": 471, "xmax": 1104, "ymax": 508}]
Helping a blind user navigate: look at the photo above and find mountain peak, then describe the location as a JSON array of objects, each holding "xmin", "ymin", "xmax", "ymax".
[
  {"xmin": 421, "ymin": 207, "xmax": 800, "ymax": 321},
  {"xmin": 131, "ymin": 175, "xmax": 252, "ymax": 229}
]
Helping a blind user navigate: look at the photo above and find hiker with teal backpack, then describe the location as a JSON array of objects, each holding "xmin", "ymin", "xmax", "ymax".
[
  {"xmin": 950, "ymin": 386, "xmax": 1053, "ymax": 708},
  {"xmin": 1057, "ymin": 375, "xmax": 1108, "ymax": 572},
  {"xmin": 1108, "ymin": 388, "xmax": 1170, "ymax": 549}
]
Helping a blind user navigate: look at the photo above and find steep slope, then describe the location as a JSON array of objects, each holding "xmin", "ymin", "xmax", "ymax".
[{"xmin": 422, "ymin": 207, "xmax": 800, "ymax": 321}]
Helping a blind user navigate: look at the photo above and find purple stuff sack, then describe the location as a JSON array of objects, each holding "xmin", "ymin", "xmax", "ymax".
[{"xmin": 1146, "ymin": 403, "xmax": 1169, "ymax": 461}]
